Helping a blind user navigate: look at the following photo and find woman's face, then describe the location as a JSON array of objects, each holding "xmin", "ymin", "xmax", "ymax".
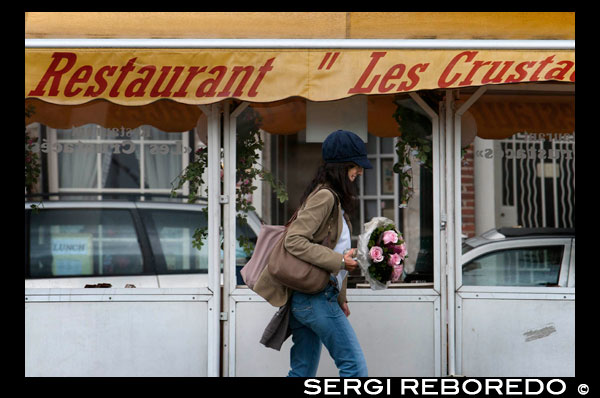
[{"xmin": 347, "ymin": 165, "xmax": 364, "ymax": 182}]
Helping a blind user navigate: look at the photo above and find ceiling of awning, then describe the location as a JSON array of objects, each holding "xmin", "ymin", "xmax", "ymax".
[{"xmin": 26, "ymin": 89, "xmax": 574, "ymax": 141}]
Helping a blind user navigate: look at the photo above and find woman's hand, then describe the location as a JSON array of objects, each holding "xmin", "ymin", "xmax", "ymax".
[
  {"xmin": 343, "ymin": 248, "xmax": 358, "ymax": 272},
  {"xmin": 340, "ymin": 302, "xmax": 351, "ymax": 317}
]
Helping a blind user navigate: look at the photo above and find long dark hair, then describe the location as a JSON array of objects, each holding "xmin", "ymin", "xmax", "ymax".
[{"xmin": 299, "ymin": 161, "xmax": 359, "ymax": 216}]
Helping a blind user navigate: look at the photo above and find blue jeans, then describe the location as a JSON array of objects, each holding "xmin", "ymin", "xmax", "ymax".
[{"xmin": 287, "ymin": 278, "xmax": 368, "ymax": 377}]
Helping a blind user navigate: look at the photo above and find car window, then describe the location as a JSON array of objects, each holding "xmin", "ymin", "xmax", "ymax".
[
  {"xmin": 140, "ymin": 209, "xmax": 258, "ymax": 273},
  {"xmin": 27, "ymin": 209, "xmax": 144, "ymax": 278},
  {"xmin": 462, "ymin": 245, "xmax": 564, "ymax": 287},
  {"xmin": 141, "ymin": 209, "xmax": 208, "ymax": 273}
]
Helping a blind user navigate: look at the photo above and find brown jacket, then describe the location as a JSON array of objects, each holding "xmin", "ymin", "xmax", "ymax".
[{"xmin": 253, "ymin": 184, "xmax": 352, "ymax": 307}]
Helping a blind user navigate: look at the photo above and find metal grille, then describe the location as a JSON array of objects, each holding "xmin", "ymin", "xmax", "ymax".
[{"xmin": 500, "ymin": 133, "xmax": 575, "ymax": 228}]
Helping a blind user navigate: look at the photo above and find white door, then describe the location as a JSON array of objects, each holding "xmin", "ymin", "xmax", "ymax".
[{"xmin": 224, "ymin": 96, "xmax": 445, "ymax": 377}]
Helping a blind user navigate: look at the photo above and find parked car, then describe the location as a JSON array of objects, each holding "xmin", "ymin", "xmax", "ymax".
[
  {"xmin": 461, "ymin": 227, "xmax": 575, "ymax": 288},
  {"xmin": 25, "ymin": 196, "xmax": 261, "ymax": 289}
]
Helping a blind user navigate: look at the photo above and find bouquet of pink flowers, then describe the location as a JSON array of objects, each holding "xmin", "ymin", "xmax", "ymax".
[{"xmin": 356, "ymin": 217, "xmax": 407, "ymax": 290}]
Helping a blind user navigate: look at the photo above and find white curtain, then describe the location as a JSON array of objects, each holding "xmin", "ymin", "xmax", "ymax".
[
  {"xmin": 57, "ymin": 124, "xmax": 183, "ymax": 190},
  {"xmin": 58, "ymin": 125, "xmax": 97, "ymax": 189},
  {"xmin": 142, "ymin": 126, "xmax": 182, "ymax": 189}
]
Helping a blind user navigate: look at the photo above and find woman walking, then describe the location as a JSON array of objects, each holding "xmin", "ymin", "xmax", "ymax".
[{"xmin": 258, "ymin": 129, "xmax": 371, "ymax": 377}]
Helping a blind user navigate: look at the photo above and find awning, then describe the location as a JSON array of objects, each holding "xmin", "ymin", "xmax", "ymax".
[
  {"xmin": 25, "ymin": 43, "xmax": 575, "ymax": 138},
  {"xmin": 26, "ymin": 47, "xmax": 574, "ymax": 106}
]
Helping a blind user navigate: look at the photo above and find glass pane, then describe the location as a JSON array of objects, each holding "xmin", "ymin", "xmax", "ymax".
[
  {"xmin": 380, "ymin": 137, "xmax": 394, "ymax": 153},
  {"xmin": 140, "ymin": 126, "xmax": 175, "ymax": 140},
  {"xmin": 236, "ymin": 217, "xmax": 257, "ymax": 267},
  {"xmin": 366, "ymin": 135, "xmax": 377, "ymax": 153},
  {"xmin": 28, "ymin": 209, "xmax": 143, "ymax": 277},
  {"xmin": 235, "ymin": 106, "xmax": 264, "ymax": 285},
  {"xmin": 141, "ymin": 209, "xmax": 208, "ymax": 273},
  {"xmin": 381, "ymin": 199, "xmax": 394, "ymax": 220},
  {"xmin": 380, "ymin": 158, "xmax": 395, "ymax": 195},
  {"xmin": 102, "ymin": 149, "xmax": 140, "ymax": 188},
  {"xmin": 144, "ymin": 144, "xmax": 183, "ymax": 189},
  {"xmin": 98, "ymin": 126, "xmax": 139, "ymax": 140},
  {"xmin": 463, "ymin": 93, "xmax": 575, "ymax": 238},
  {"xmin": 365, "ymin": 200, "xmax": 378, "ymax": 221},
  {"xmin": 462, "ymin": 91, "xmax": 575, "ymax": 288},
  {"xmin": 58, "ymin": 151, "xmax": 97, "ymax": 188},
  {"xmin": 363, "ymin": 163, "xmax": 377, "ymax": 196},
  {"xmin": 57, "ymin": 124, "xmax": 98, "ymax": 140},
  {"xmin": 462, "ymin": 246, "xmax": 563, "ymax": 286}
]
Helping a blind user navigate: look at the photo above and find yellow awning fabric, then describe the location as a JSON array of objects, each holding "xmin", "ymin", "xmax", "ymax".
[{"xmin": 26, "ymin": 48, "xmax": 574, "ymax": 107}]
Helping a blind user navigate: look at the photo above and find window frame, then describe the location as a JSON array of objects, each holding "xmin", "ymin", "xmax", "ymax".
[
  {"xmin": 46, "ymin": 125, "xmax": 191, "ymax": 197},
  {"xmin": 356, "ymin": 134, "xmax": 399, "ymax": 238},
  {"xmin": 459, "ymin": 237, "xmax": 573, "ymax": 290}
]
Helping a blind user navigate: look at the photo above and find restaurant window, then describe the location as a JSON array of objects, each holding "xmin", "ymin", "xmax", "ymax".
[
  {"xmin": 460, "ymin": 87, "xmax": 575, "ymax": 286},
  {"xmin": 262, "ymin": 96, "xmax": 434, "ymax": 288},
  {"xmin": 44, "ymin": 124, "xmax": 191, "ymax": 198}
]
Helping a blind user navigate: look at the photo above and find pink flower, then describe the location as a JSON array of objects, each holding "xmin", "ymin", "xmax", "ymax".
[
  {"xmin": 382, "ymin": 230, "xmax": 398, "ymax": 245},
  {"xmin": 393, "ymin": 243, "xmax": 407, "ymax": 259},
  {"xmin": 388, "ymin": 253, "xmax": 402, "ymax": 267},
  {"xmin": 391, "ymin": 265, "xmax": 404, "ymax": 282},
  {"xmin": 369, "ymin": 246, "xmax": 384, "ymax": 263}
]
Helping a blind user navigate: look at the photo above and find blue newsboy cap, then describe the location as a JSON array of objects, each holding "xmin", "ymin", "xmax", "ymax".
[{"xmin": 322, "ymin": 130, "xmax": 373, "ymax": 169}]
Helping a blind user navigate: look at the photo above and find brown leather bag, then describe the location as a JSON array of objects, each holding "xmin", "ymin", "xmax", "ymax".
[{"xmin": 267, "ymin": 187, "xmax": 339, "ymax": 294}]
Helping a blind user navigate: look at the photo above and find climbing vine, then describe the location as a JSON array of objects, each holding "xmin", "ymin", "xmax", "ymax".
[
  {"xmin": 25, "ymin": 105, "xmax": 43, "ymax": 213},
  {"xmin": 171, "ymin": 104, "xmax": 287, "ymax": 256},
  {"xmin": 392, "ymin": 92, "xmax": 468, "ymax": 207},
  {"xmin": 25, "ymin": 105, "xmax": 41, "ymax": 194},
  {"xmin": 392, "ymin": 93, "xmax": 437, "ymax": 208}
]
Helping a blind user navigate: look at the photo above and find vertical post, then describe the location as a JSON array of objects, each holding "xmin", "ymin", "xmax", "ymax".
[
  {"xmin": 205, "ymin": 103, "xmax": 222, "ymax": 377},
  {"xmin": 445, "ymin": 90, "xmax": 456, "ymax": 377},
  {"xmin": 438, "ymin": 100, "xmax": 447, "ymax": 377},
  {"xmin": 408, "ymin": 91, "xmax": 440, "ymax": 376},
  {"xmin": 451, "ymin": 86, "xmax": 487, "ymax": 375},
  {"xmin": 224, "ymin": 101, "xmax": 249, "ymax": 377},
  {"xmin": 222, "ymin": 101, "xmax": 232, "ymax": 377}
]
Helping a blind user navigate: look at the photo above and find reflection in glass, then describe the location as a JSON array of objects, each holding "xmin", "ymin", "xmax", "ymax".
[
  {"xmin": 28, "ymin": 209, "xmax": 144, "ymax": 277},
  {"xmin": 144, "ymin": 144, "xmax": 183, "ymax": 189},
  {"xmin": 142, "ymin": 209, "xmax": 207, "ymax": 273}
]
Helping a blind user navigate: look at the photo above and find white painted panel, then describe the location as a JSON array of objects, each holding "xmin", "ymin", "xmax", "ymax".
[
  {"xmin": 25, "ymin": 300, "xmax": 209, "ymax": 376},
  {"xmin": 459, "ymin": 298, "xmax": 574, "ymax": 377},
  {"xmin": 316, "ymin": 300, "xmax": 437, "ymax": 377},
  {"xmin": 233, "ymin": 300, "xmax": 292, "ymax": 376},
  {"xmin": 233, "ymin": 297, "xmax": 438, "ymax": 377}
]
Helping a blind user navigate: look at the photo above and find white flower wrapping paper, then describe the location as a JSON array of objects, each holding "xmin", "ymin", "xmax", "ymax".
[{"xmin": 356, "ymin": 216, "xmax": 397, "ymax": 290}]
